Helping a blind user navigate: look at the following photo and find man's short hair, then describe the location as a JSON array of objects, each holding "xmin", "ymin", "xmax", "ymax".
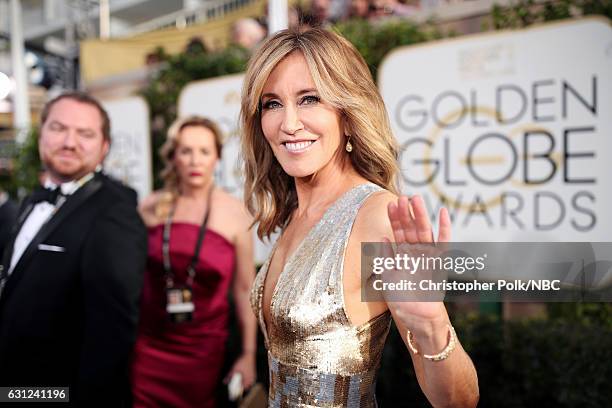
[{"xmin": 40, "ymin": 92, "xmax": 111, "ymax": 143}]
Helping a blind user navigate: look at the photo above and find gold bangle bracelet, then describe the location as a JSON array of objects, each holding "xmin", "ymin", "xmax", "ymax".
[{"xmin": 406, "ymin": 323, "xmax": 457, "ymax": 362}]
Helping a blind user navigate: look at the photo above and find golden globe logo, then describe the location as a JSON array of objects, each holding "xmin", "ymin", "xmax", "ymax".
[
  {"xmin": 395, "ymin": 79, "xmax": 597, "ymax": 232},
  {"xmin": 380, "ymin": 18, "xmax": 611, "ymax": 239}
]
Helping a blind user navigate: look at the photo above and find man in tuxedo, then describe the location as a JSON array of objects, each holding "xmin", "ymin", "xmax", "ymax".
[{"xmin": 0, "ymin": 92, "xmax": 147, "ymax": 406}]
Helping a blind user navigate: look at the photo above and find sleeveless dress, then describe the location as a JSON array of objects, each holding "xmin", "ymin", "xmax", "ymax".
[
  {"xmin": 132, "ymin": 223, "xmax": 235, "ymax": 408},
  {"xmin": 251, "ymin": 183, "xmax": 392, "ymax": 407}
]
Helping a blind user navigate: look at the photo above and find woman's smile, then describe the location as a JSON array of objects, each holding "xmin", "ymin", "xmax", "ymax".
[{"xmin": 283, "ymin": 139, "xmax": 316, "ymax": 153}]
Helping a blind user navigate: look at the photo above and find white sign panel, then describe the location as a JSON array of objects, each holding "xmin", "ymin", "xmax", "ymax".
[
  {"xmin": 101, "ymin": 96, "xmax": 152, "ymax": 200},
  {"xmin": 379, "ymin": 18, "xmax": 612, "ymax": 241},
  {"xmin": 178, "ymin": 74, "xmax": 277, "ymax": 262},
  {"xmin": 179, "ymin": 73, "xmax": 245, "ymax": 197}
]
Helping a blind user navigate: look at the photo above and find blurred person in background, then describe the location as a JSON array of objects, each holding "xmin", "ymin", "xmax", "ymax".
[
  {"xmin": 308, "ymin": 0, "xmax": 334, "ymax": 26},
  {"xmin": 242, "ymin": 28, "xmax": 478, "ymax": 407},
  {"xmin": 131, "ymin": 116, "xmax": 257, "ymax": 408},
  {"xmin": 288, "ymin": 6, "xmax": 303, "ymax": 29},
  {"xmin": 0, "ymin": 92, "xmax": 147, "ymax": 406},
  {"xmin": 349, "ymin": 0, "xmax": 371, "ymax": 19},
  {"xmin": 329, "ymin": 0, "xmax": 351, "ymax": 21},
  {"xmin": 231, "ymin": 18, "xmax": 267, "ymax": 50},
  {"xmin": 369, "ymin": 0, "xmax": 420, "ymax": 19},
  {"xmin": 0, "ymin": 189, "xmax": 18, "ymax": 258}
]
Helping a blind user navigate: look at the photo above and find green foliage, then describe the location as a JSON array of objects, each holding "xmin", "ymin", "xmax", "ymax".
[
  {"xmin": 0, "ymin": 129, "xmax": 41, "ymax": 198},
  {"xmin": 581, "ymin": 0, "xmax": 612, "ymax": 15},
  {"xmin": 334, "ymin": 19, "xmax": 431, "ymax": 79},
  {"xmin": 492, "ymin": 0, "xmax": 612, "ymax": 29},
  {"xmin": 375, "ymin": 310, "xmax": 612, "ymax": 407},
  {"xmin": 13, "ymin": 129, "xmax": 42, "ymax": 195},
  {"xmin": 547, "ymin": 301, "xmax": 612, "ymax": 324},
  {"xmin": 0, "ymin": 140, "xmax": 17, "ymax": 196}
]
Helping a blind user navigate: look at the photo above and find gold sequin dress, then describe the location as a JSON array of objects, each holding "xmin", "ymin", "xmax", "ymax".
[{"xmin": 251, "ymin": 183, "xmax": 392, "ymax": 407}]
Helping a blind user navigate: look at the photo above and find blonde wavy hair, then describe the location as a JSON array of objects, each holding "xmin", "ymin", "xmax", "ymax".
[
  {"xmin": 240, "ymin": 28, "xmax": 399, "ymax": 239},
  {"xmin": 155, "ymin": 115, "xmax": 224, "ymax": 218}
]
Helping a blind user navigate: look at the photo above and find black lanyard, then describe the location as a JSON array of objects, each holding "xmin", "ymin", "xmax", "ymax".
[{"xmin": 162, "ymin": 187, "xmax": 213, "ymax": 289}]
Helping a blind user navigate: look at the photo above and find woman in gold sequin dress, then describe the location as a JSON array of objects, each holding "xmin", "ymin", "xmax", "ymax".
[{"xmin": 241, "ymin": 28, "xmax": 479, "ymax": 407}]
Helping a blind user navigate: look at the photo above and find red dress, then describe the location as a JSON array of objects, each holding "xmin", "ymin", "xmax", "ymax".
[{"xmin": 131, "ymin": 223, "xmax": 235, "ymax": 407}]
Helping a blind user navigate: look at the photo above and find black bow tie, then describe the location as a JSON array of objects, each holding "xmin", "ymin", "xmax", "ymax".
[{"xmin": 30, "ymin": 187, "xmax": 66, "ymax": 205}]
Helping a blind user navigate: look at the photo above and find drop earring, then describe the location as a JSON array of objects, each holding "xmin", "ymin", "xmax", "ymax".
[{"xmin": 345, "ymin": 135, "xmax": 353, "ymax": 153}]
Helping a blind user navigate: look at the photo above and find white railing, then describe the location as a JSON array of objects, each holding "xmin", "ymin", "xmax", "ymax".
[{"xmin": 127, "ymin": 0, "xmax": 258, "ymax": 35}]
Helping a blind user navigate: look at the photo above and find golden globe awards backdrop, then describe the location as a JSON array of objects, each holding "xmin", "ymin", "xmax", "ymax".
[
  {"xmin": 101, "ymin": 96, "xmax": 153, "ymax": 200},
  {"xmin": 379, "ymin": 18, "xmax": 611, "ymax": 241}
]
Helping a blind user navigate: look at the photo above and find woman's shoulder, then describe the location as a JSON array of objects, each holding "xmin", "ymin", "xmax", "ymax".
[
  {"xmin": 361, "ymin": 188, "xmax": 397, "ymax": 216},
  {"xmin": 213, "ymin": 187, "xmax": 252, "ymax": 223},
  {"xmin": 140, "ymin": 190, "xmax": 170, "ymax": 210},
  {"xmin": 354, "ymin": 188, "xmax": 397, "ymax": 241},
  {"xmin": 139, "ymin": 190, "xmax": 172, "ymax": 226}
]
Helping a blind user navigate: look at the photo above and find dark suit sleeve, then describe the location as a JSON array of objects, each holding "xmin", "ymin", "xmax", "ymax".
[
  {"xmin": 0, "ymin": 199, "xmax": 19, "ymax": 263},
  {"xmin": 77, "ymin": 191, "xmax": 147, "ymax": 406}
]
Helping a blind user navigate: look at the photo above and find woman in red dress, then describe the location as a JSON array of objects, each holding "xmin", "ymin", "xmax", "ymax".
[{"xmin": 131, "ymin": 116, "xmax": 257, "ymax": 407}]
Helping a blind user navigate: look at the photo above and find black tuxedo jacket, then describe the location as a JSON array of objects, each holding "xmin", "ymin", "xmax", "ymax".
[
  {"xmin": 0, "ymin": 173, "xmax": 147, "ymax": 407},
  {"xmin": 0, "ymin": 197, "xmax": 18, "ymax": 258}
]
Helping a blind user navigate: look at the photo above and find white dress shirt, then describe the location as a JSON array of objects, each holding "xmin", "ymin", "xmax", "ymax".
[{"xmin": 8, "ymin": 175, "xmax": 92, "ymax": 275}]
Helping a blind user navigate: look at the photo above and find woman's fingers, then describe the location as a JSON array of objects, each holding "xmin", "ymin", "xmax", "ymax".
[
  {"xmin": 437, "ymin": 207, "xmax": 452, "ymax": 242},
  {"xmin": 389, "ymin": 195, "xmax": 452, "ymax": 244},
  {"xmin": 388, "ymin": 201, "xmax": 407, "ymax": 243},
  {"xmin": 388, "ymin": 197, "xmax": 414, "ymax": 244},
  {"xmin": 398, "ymin": 196, "xmax": 418, "ymax": 243},
  {"xmin": 410, "ymin": 195, "xmax": 434, "ymax": 243}
]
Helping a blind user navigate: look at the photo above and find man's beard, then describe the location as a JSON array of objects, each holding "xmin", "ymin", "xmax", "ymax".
[{"xmin": 42, "ymin": 151, "xmax": 85, "ymax": 182}]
